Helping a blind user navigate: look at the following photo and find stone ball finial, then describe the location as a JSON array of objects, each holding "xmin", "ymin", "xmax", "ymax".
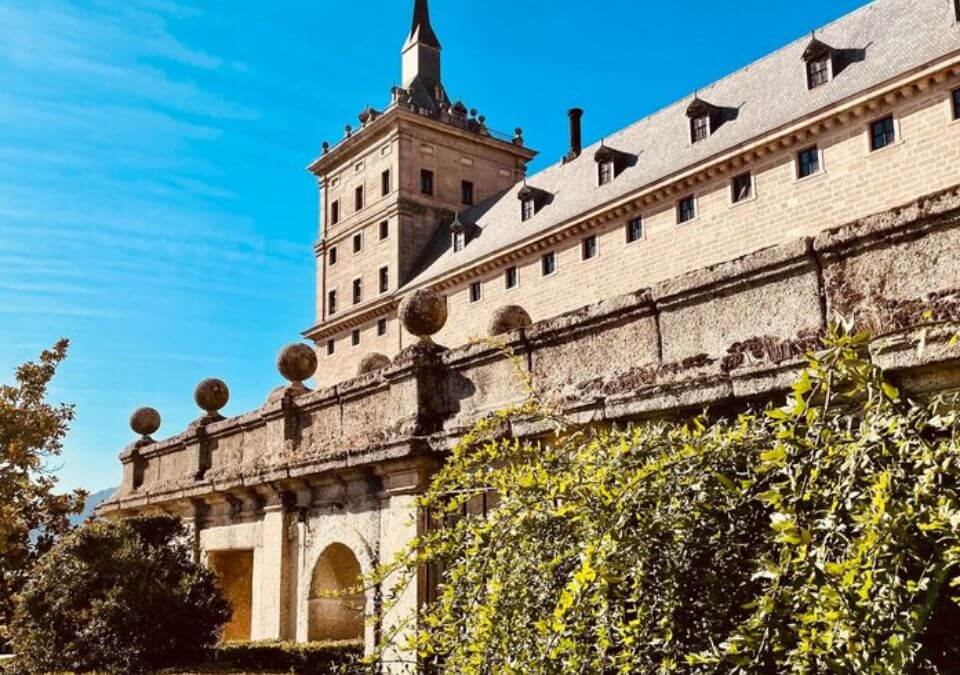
[
  {"xmin": 130, "ymin": 407, "xmax": 160, "ymax": 437},
  {"xmin": 194, "ymin": 378, "xmax": 229, "ymax": 414},
  {"xmin": 488, "ymin": 305, "xmax": 533, "ymax": 336},
  {"xmin": 398, "ymin": 289, "xmax": 447, "ymax": 339},
  {"xmin": 358, "ymin": 353, "xmax": 391, "ymax": 374},
  {"xmin": 277, "ymin": 343, "xmax": 318, "ymax": 383}
]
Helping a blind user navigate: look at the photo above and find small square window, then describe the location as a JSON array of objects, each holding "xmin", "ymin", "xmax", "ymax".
[
  {"xmin": 379, "ymin": 266, "xmax": 389, "ymax": 294},
  {"xmin": 352, "ymin": 278, "xmax": 362, "ymax": 305},
  {"xmin": 598, "ymin": 161, "xmax": 614, "ymax": 185},
  {"xmin": 870, "ymin": 116, "xmax": 896, "ymax": 151},
  {"xmin": 505, "ymin": 266, "xmax": 518, "ymax": 289},
  {"xmin": 420, "ymin": 169, "xmax": 434, "ymax": 195},
  {"xmin": 626, "ymin": 217, "xmax": 643, "ymax": 243},
  {"xmin": 353, "ymin": 232, "xmax": 363, "ymax": 253},
  {"xmin": 807, "ymin": 57, "xmax": 830, "ymax": 89},
  {"xmin": 541, "ymin": 251, "xmax": 557, "ymax": 276},
  {"xmin": 379, "ymin": 220, "xmax": 389, "ymax": 240},
  {"xmin": 381, "ymin": 169, "xmax": 390, "ymax": 196},
  {"xmin": 377, "ymin": 318, "xmax": 387, "ymax": 336},
  {"xmin": 953, "ymin": 88, "xmax": 960, "ymax": 120},
  {"xmin": 732, "ymin": 172, "xmax": 752, "ymax": 203},
  {"xmin": 469, "ymin": 281, "xmax": 482, "ymax": 303},
  {"xmin": 326, "ymin": 339, "xmax": 335, "ymax": 356},
  {"xmin": 461, "ymin": 180, "xmax": 474, "ymax": 205},
  {"xmin": 691, "ymin": 115, "xmax": 709, "ymax": 143},
  {"xmin": 452, "ymin": 230, "xmax": 465, "ymax": 252},
  {"xmin": 351, "ymin": 329, "xmax": 360, "ymax": 347},
  {"xmin": 521, "ymin": 198, "xmax": 535, "ymax": 221},
  {"xmin": 328, "ymin": 246, "xmax": 338, "ymax": 266},
  {"xmin": 330, "ymin": 200, "xmax": 340, "ymax": 225},
  {"xmin": 797, "ymin": 146, "xmax": 820, "ymax": 178},
  {"xmin": 354, "ymin": 185, "xmax": 364, "ymax": 211},
  {"xmin": 677, "ymin": 196, "xmax": 696, "ymax": 224},
  {"xmin": 582, "ymin": 235, "xmax": 597, "ymax": 260},
  {"xmin": 328, "ymin": 290, "xmax": 338, "ymax": 315}
]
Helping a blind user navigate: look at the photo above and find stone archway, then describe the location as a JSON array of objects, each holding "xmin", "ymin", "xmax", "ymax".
[{"xmin": 307, "ymin": 543, "xmax": 364, "ymax": 642}]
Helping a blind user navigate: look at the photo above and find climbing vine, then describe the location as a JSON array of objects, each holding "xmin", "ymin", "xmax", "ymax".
[{"xmin": 359, "ymin": 320, "xmax": 960, "ymax": 674}]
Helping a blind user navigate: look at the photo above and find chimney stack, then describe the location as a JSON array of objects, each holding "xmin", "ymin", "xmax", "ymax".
[{"xmin": 564, "ymin": 108, "xmax": 583, "ymax": 163}]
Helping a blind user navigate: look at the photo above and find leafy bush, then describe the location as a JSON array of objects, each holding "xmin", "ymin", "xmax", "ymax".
[
  {"xmin": 368, "ymin": 323, "xmax": 960, "ymax": 673},
  {"xmin": 9, "ymin": 515, "xmax": 230, "ymax": 674},
  {"xmin": 203, "ymin": 639, "xmax": 362, "ymax": 673}
]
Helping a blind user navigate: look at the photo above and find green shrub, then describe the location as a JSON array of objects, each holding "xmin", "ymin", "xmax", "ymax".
[
  {"xmin": 204, "ymin": 640, "xmax": 362, "ymax": 673},
  {"xmin": 9, "ymin": 515, "xmax": 230, "ymax": 674},
  {"xmin": 366, "ymin": 323, "xmax": 960, "ymax": 673}
]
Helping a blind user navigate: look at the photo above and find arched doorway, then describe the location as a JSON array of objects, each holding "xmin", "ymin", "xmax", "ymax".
[{"xmin": 308, "ymin": 543, "xmax": 364, "ymax": 641}]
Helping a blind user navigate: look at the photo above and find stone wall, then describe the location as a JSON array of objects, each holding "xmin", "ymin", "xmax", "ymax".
[{"xmin": 98, "ymin": 186, "xmax": 960, "ymax": 662}]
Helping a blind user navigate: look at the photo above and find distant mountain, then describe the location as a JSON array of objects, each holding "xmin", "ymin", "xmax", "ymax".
[{"xmin": 71, "ymin": 487, "xmax": 116, "ymax": 525}]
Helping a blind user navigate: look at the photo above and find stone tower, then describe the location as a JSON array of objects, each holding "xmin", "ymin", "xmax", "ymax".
[{"xmin": 307, "ymin": 0, "xmax": 536, "ymax": 350}]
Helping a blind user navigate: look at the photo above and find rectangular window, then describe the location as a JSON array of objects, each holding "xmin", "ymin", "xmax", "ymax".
[
  {"xmin": 328, "ymin": 246, "xmax": 338, "ymax": 266},
  {"xmin": 379, "ymin": 266, "xmax": 389, "ymax": 294},
  {"xmin": 541, "ymin": 251, "xmax": 557, "ymax": 276},
  {"xmin": 420, "ymin": 169, "xmax": 434, "ymax": 195},
  {"xmin": 461, "ymin": 180, "xmax": 474, "ymax": 205},
  {"xmin": 452, "ymin": 230, "xmax": 465, "ymax": 252},
  {"xmin": 326, "ymin": 339, "xmax": 335, "ymax": 356},
  {"xmin": 598, "ymin": 161, "xmax": 613, "ymax": 185},
  {"xmin": 677, "ymin": 195, "xmax": 696, "ymax": 223},
  {"xmin": 732, "ymin": 172, "xmax": 752, "ymax": 203},
  {"xmin": 379, "ymin": 220, "xmax": 389, "ymax": 240},
  {"xmin": 381, "ymin": 169, "xmax": 390, "ymax": 196},
  {"xmin": 328, "ymin": 290, "xmax": 338, "ymax": 315},
  {"xmin": 351, "ymin": 329, "xmax": 360, "ymax": 347},
  {"xmin": 807, "ymin": 57, "xmax": 829, "ymax": 89},
  {"xmin": 352, "ymin": 278, "xmax": 362, "ymax": 305},
  {"xmin": 354, "ymin": 185, "xmax": 364, "ymax": 211},
  {"xmin": 521, "ymin": 198, "xmax": 535, "ymax": 221},
  {"xmin": 870, "ymin": 116, "xmax": 896, "ymax": 151},
  {"xmin": 377, "ymin": 317, "xmax": 387, "ymax": 336},
  {"xmin": 581, "ymin": 235, "xmax": 597, "ymax": 260},
  {"xmin": 353, "ymin": 232, "xmax": 363, "ymax": 253},
  {"xmin": 797, "ymin": 145, "xmax": 820, "ymax": 178},
  {"xmin": 469, "ymin": 281, "xmax": 482, "ymax": 303},
  {"xmin": 953, "ymin": 88, "xmax": 960, "ymax": 120},
  {"xmin": 691, "ymin": 116, "xmax": 709, "ymax": 143},
  {"xmin": 505, "ymin": 265, "xmax": 518, "ymax": 289},
  {"xmin": 330, "ymin": 200, "xmax": 340, "ymax": 225},
  {"xmin": 626, "ymin": 217, "xmax": 643, "ymax": 243}
]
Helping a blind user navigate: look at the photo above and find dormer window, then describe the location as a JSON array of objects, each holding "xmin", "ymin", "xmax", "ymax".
[
  {"xmin": 686, "ymin": 97, "xmax": 727, "ymax": 143},
  {"xmin": 521, "ymin": 198, "xmax": 535, "ymax": 221},
  {"xmin": 691, "ymin": 115, "xmax": 709, "ymax": 143},
  {"xmin": 450, "ymin": 211, "xmax": 471, "ymax": 252},
  {"xmin": 807, "ymin": 57, "xmax": 829, "ymax": 89},
  {"xmin": 452, "ymin": 230, "xmax": 465, "ymax": 252},
  {"xmin": 518, "ymin": 184, "xmax": 551, "ymax": 221},
  {"xmin": 594, "ymin": 144, "xmax": 634, "ymax": 185},
  {"xmin": 802, "ymin": 37, "xmax": 836, "ymax": 90},
  {"xmin": 598, "ymin": 161, "xmax": 614, "ymax": 186}
]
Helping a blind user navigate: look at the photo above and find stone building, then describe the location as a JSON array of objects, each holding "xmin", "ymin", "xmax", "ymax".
[{"xmin": 99, "ymin": 0, "xmax": 960, "ymax": 668}]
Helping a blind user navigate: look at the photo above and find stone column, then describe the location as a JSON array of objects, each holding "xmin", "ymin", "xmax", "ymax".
[
  {"xmin": 375, "ymin": 458, "xmax": 439, "ymax": 674},
  {"xmin": 251, "ymin": 490, "xmax": 294, "ymax": 641}
]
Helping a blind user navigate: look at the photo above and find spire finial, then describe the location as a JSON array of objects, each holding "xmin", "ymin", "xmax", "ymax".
[{"xmin": 409, "ymin": 0, "xmax": 441, "ymax": 50}]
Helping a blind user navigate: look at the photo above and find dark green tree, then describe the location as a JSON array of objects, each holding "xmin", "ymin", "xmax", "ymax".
[
  {"xmin": 10, "ymin": 515, "xmax": 231, "ymax": 674},
  {"xmin": 0, "ymin": 340, "xmax": 85, "ymax": 648}
]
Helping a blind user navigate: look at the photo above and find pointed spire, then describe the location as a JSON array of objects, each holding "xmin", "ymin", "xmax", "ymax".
[{"xmin": 409, "ymin": 0, "xmax": 441, "ymax": 49}]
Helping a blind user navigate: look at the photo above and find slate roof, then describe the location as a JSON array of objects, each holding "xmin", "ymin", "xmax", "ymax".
[{"xmin": 403, "ymin": 0, "xmax": 960, "ymax": 289}]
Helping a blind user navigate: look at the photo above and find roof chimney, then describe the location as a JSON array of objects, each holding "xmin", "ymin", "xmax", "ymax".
[{"xmin": 564, "ymin": 108, "xmax": 583, "ymax": 163}]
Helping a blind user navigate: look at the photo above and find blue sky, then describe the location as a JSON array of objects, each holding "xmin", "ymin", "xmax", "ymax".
[{"xmin": 0, "ymin": 0, "xmax": 867, "ymax": 493}]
